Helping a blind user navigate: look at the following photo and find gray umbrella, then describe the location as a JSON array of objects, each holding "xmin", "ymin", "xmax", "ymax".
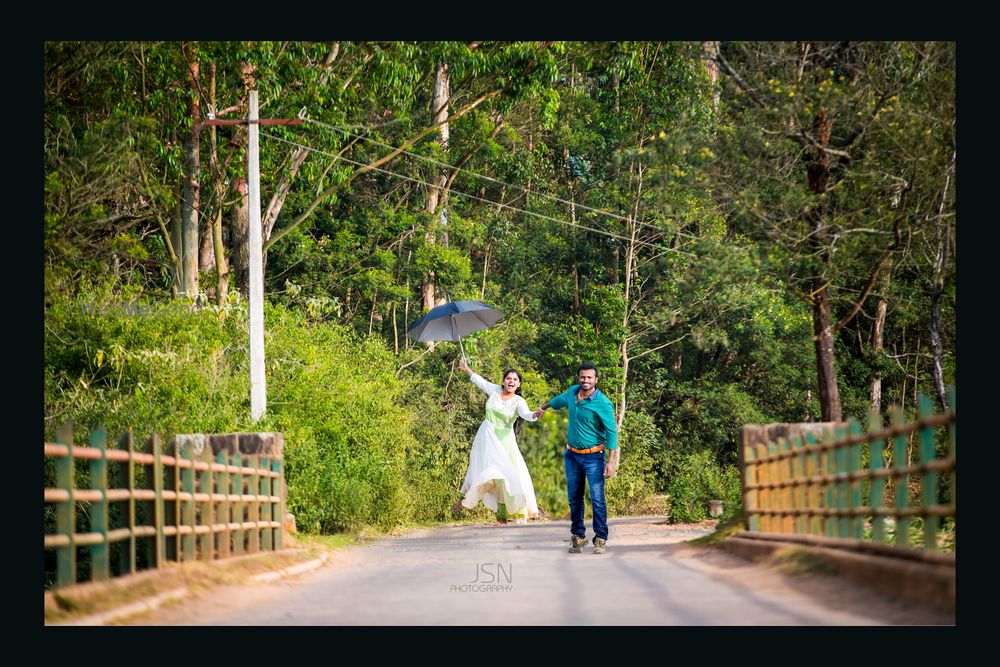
[{"xmin": 406, "ymin": 300, "xmax": 503, "ymax": 357}]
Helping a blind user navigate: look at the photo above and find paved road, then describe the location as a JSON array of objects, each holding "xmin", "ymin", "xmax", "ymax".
[{"xmin": 131, "ymin": 516, "xmax": 952, "ymax": 625}]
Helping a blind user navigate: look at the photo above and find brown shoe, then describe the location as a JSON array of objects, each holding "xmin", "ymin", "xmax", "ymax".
[
  {"xmin": 593, "ymin": 538, "xmax": 606, "ymax": 555},
  {"xmin": 568, "ymin": 535, "xmax": 587, "ymax": 553}
]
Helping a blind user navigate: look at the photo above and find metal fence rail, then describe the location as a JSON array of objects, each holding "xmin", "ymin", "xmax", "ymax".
[
  {"xmin": 740, "ymin": 391, "xmax": 955, "ymax": 558},
  {"xmin": 44, "ymin": 423, "xmax": 285, "ymax": 589}
]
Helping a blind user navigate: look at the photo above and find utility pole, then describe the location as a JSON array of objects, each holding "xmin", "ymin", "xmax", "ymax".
[
  {"xmin": 246, "ymin": 91, "xmax": 266, "ymax": 421},
  {"xmin": 204, "ymin": 91, "xmax": 301, "ymax": 422}
]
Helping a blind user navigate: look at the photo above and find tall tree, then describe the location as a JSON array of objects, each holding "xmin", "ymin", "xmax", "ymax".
[
  {"xmin": 707, "ymin": 41, "xmax": 954, "ymax": 421},
  {"xmin": 180, "ymin": 42, "xmax": 201, "ymax": 295}
]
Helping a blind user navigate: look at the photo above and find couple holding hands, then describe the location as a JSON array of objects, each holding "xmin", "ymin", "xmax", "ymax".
[{"xmin": 454, "ymin": 358, "xmax": 619, "ymax": 554}]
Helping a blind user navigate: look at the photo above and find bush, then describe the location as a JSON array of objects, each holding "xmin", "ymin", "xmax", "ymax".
[
  {"xmin": 605, "ymin": 410, "xmax": 661, "ymax": 514},
  {"xmin": 662, "ymin": 449, "xmax": 742, "ymax": 523}
]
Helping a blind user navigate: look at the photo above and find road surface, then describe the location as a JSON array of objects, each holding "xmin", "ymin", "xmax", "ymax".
[{"xmin": 123, "ymin": 516, "xmax": 953, "ymax": 625}]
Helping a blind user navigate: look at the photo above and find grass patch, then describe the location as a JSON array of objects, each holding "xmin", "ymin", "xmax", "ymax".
[
  {"xmin": 767, "ymin": 547, "xmax": 836, "ymax": 576},
  {"xmin": 690, "ymin": 511, "xmax": 745, "ymax": 545}
]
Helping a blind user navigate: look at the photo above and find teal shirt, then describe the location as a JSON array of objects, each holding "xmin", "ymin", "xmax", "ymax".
[{"xmin": 548, "ymin": 385, "xmax": 618, "ymax": 450}]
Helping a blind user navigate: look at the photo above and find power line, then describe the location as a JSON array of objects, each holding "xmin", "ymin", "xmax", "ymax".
[
  {"xmin": 302, "ymin": 108, "xmax": 431, "ymax": 132},
  {"xmin": 300, "ymin": 114, "xmax": 673, "ymax": 236},
  {"xmin": 262, "ymin": 130, "xmax": 685, "ymax": 252}
]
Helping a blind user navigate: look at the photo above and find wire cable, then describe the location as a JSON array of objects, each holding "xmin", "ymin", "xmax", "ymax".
[
  {"xmin": 261, "ymin": 130, "xmax": 687, "ymax": 252},
  {"xmin": 301, "ymin": 114, "xmax": 673, "ymax": 235}
]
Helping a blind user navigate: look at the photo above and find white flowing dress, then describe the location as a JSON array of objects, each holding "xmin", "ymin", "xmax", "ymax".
[{"xmin": 460, "ymin": 373, "xmax": 539, "ymax": 519}]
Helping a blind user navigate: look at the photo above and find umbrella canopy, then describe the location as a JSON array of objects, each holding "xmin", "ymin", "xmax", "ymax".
[{"xmin": 406, "ymin": 300, "xmax": 502, "ymax": 354}]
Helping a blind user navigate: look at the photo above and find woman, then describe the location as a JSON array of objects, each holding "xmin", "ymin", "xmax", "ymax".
[{"xmin": 455, "ymin": 356, "xmax": 540, "ymax": 524}]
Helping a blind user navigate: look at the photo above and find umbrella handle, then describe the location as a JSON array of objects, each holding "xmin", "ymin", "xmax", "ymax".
[{"xmin": 450, "ymin": 314, "xmax": 467, "ymax": 360}]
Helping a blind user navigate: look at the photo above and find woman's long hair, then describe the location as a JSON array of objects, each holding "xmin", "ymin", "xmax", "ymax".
[{"xmin": 501, "ymin": 369, "xmax": 526, "ymax": 437}]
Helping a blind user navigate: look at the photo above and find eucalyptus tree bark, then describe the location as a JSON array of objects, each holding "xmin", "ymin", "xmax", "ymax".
[
  {"xmin": 929, "ymin": 146, "xmax": 956, "ymax": 410},
  {"xmin": 170, "ymin": 181, "xmax": 184, "ymax": 294},
  {"xmin": 703, "ymin": 41, "xmax": 721, "ymax": 114},
  {"xmin": 230, "ymin": 177, "xmax": 250, "ymax": 296},
  {"xmin": 423, "ymin": 61, "xmax": 450, "ymax": 312},
  {"xmin": 208, "ymin": 63, "xmax": 229, "ymax": 306},
  {"xmin": 870, "ymin": 295, "xmax": 887, "ymax": 415},
  {"xmin": 180, "ymin": 42, "xmax": 201, "ymax": 296},
  {"xmin": 199, "ymin": 215, "xmax": 215, "ymax": 274}
]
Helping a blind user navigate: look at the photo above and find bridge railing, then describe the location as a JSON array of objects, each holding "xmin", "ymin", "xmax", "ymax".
[
  {"xmin": 44, "ymin": 423, "xmax": 285, "ymax": 589},
  {"xmin": 739, "ymin": 390, "xmax": 955, "ymax": 561}
]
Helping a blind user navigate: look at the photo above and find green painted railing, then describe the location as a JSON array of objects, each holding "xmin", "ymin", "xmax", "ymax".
[
  {"xmin": 44, "ymin": 423, "xmax": 285, "ymax": 589},
  {"xmin": 740, "ymin": 390, "xmax": 955, "ymax": 559}
]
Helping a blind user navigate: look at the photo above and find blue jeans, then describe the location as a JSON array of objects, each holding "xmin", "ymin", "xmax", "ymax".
[{"xmin": 564, "ymin": 448, "xmax": 608, "ymax": 542}]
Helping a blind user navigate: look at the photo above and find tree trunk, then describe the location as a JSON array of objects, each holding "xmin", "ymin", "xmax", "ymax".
[
  {"xmin": 870, "ymin": 295, "xmax": 887, "ymax": 414},
  {"xmin": 929, "ymin": 286, "xmax": 947, "ymax": 409},
  {"xmin": 703, "ymin": 41, "xmax": 721, "ymax": 114},
  {"xmin": 199, "ymin": 217, "xmax": 215, "ymax": 275},
  {"xmin": 612, "ymin": 245, "xmax": 620, "ymax": 286},
  {"xmin": 422, "ymin": 61, "xmax": 450, "ymax": 312},
  {"xmin": 806, "ymin": 109, "xmax": 842, "ymax": 422},
  {"xmin": 180, "ymin": 43, "xmax": 201, "ymax": 296},
  {"xmin": 569, "ymin": 197, "xmax": 580, "ymax": 315},
  {"xmin": 208, "ymin": 63, "xmax": 229, "ymax": 306},
  {"xmin": 230, "ymin": 177, "xmax": 250, "ymax": 296},
  {"xmin": 929, "ymin": 147, "xmax": 955, "ymax": 410},
  {"xmin": 481, "ymin": 244, "xmax": 491, "ymax": 299},
  {"xmin": 617, "ymin": 163, "xmax": 643, "ymax": 431},
  {"xmin": 170, "ymin": 180, "xmax": 184, "ymax": 295}
]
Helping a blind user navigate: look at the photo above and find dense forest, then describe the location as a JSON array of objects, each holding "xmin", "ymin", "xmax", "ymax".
[{"xmin": 44, "ymin": 41, "xmax": 955, "ymax": 530}]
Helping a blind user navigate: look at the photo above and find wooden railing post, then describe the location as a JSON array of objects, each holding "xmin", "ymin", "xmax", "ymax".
[
  {"xmin": 948, "ymin": 387, "xmax": 956, "ymax": 521},
  {"xmin": 232, "ymin": 450, "xmax": 244, "ymax": 555},
  {"xmin": 776, "ymin": 438, "xmax": 789, "ymax": 534},
  {"xmin": 790, "ymin": 436, "xmax": 805, "ymax": 534},
  {"xmin": 891, "ymin": 406, "xmax": 909, "ymax": 547},
  {"xmin": 919, "ymin": 394, "xmax": 939, "ymax": 551},
  {"xmin": 150, "ymin": 435, "xmax": 166, "ymax": 567},
  {"xmin": 164, "ymin": 437, "xmax": 177, "ymax": 562},
  {"xmin": 804, "ymin": 432, "xmax": 819, "ymax": 536},
  {"xmin": 848, "ymin": 419, "xmax": 863, "ymax": 539},
  {"xmin": 834, "ymin": 424, "xmax": 849, "ymax": 539},
  {"xmin": 54, "ymin": 421, "xmax": 76, "ymax": 587},
  {"xmin": 180, "ymin": 440, "xmax": 196, "ymax": 562},
  {"xmin": 89, "ymin": 427, "xmax": 110, "ymax": 582},
  {"xmin": 199, "ymin": 445, "xmax": 214, "ymax": 561},
  {"xmin": 261, "ymin": 456, "xmax": 273, "ymax": 551},
  {"xmin": 869, "ymin": 411, "xmax": 887, "ymax": 544},
  {"xmin": 216, "ymin": 450, "xmax": 231, "ymax": 559},
  {"xmin": 744, "ymin": 444, "xmax": 758, "ymax": 532},
  {"xmin": 272, "ymin": 458, "xmax": 284, "ymax": 550},
  {"xmin": 248, "ymin": 455, "xmax": 261, "ymax": 554},
  {"xmin": 123, "ymin": 430, "xmax": 137, "ymax": 575}
]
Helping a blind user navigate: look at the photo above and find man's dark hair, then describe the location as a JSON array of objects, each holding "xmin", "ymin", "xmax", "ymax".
[{"xmin": 578, "ymin": 362, "xmax": 599, "ymax": 377}]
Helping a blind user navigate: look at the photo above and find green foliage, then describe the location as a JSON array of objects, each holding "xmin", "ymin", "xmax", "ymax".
[
  {"xmin": 660, "ymin": 449, "xmax": 742, "ymax": 523},
  {"xmin": 605, "ymin": 410, "xmax": 659, "ymax": 514},
  {"xmin": 44, "ymin": 41, "xmax": 955, "ymax": 538}
]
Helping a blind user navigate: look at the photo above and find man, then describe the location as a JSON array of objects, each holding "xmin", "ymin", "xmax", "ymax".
[{"xmin": 534, "ymin": 362, "xmax": 618, "ymax": 554}]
